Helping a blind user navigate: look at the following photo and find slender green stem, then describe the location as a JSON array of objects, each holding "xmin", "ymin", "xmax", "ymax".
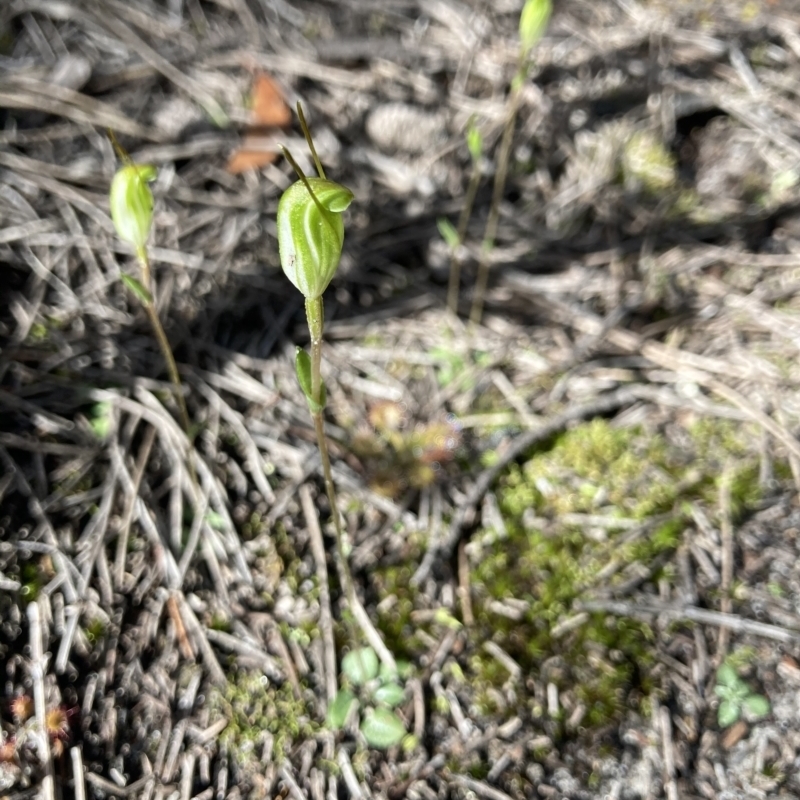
[
  {"xmin": 304, "ymin": 297, "xmax": 397, "ymax": 673},
  {"xmin": 297, "ymin": 103, "xmax": 326, "ymax": 180},
  {"xmin": 447, "ymin": 164, "xmax": 482, "ymax": 316},
  {"xmin": 306, "ymin": 297, "xmax": 324, "ymax": 405},
  {"xmin": 470, "ymin": 76, "xmax": 524, "ymax": 325},
  {"xmin": 138, "ymin": 253, "xmax": 195, "ymax": 481}
]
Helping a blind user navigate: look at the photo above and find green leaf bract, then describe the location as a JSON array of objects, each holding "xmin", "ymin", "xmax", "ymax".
[{"xmin": 120, "ymin": 273, "xmax": 153, "ymax": 304}]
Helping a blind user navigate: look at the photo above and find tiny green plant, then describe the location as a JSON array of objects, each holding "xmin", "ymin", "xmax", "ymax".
[
  {"xmin": 326, "ymin": 646, "xmax": 411, "ymax": 750},
  {"xmin": 277, "ymin": 104, "xmax": 396, "ymax": 676},
  {"xmin": 469, "ymin": 0, "xmax": 552, "ymax": 324},
  {"xmin": 108, "ymin": 133, "xmax": 192, "ymax": 445},
  {"xmin": 88, "ymin": 400, "xmax": 113, "ymax": 440},
  {"xmin": 715, "ymin": 662, "xmax": 770, "ymax": 728}
]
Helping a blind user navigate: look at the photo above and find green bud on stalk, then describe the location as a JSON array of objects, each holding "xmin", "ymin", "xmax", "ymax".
[
  {"xmin": 519, "ymin": 0, "xmax": 552, "ymax": 58},
  {"xmin": 275, "ymin": 105, "xmax": 400, "ymax": 680},
  {"xmin": 277, "ymin": 102, "xmax": 354, "ymax": 301},
  {"xmin": 277, "ymin": 177, "xmax": 353, "ymax": 299},
  {"xmin": 466, "ymin": 121, "xmax": 483, "ymax": 164},
  {"xmin": 110, "ymin": 164, "xmax": 157, "ymax": 260}
]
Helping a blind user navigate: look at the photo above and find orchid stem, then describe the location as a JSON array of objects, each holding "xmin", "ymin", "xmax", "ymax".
[
  {"xmin": 470, "ymin": 72, "xmax": 524, "ymax": 325},
  {"xmin": 137, "ymin": 252, "xmax": 195, "ymax": 483},
  {"xmin": 304, "ymin": 297, "xmax": 397, "ymax": 674}
]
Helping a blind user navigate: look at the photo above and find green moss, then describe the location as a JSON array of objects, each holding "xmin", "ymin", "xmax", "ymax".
[
  {"xmin": 768, "ymin": 582, "xmax": 785, "ymax": 598},
  {"xmin": 372, "ymin": 563, "xmax": 422, "ymax": 660},
  {"xmin": 84, "ymin": 618, "xmax": 106, "ymax": 646},
  {"xmin": 27, "ymin": 321, "xmax": 50, "ymax": 343},
  {"xmin": 725, "ymin": 645, "xmax": 758, "ymax": 671},
  {"xmin": 242, "ymin": 512, "xmax": 268, "ymax": 540},
  {"xmin": 208, "ymin": 670, "xmax": 317, "ymax": 768},
  {"xmin": 503, "ymin": 418, "xmax": 682, "ymax": 519},
  {"xmin": 19, "ymin": 559, "xmax": 47, "ymax": 605},
  {"xmin": 250, "ymin": 514, "xmax": 306, "ymax": 597},
  {"xmin": 468, "ymin": 761, "xmax": 491, "ymax": 780},
  {"xmin": 469, "ymin": 416, "xmax": 765, "ymax": 731},
  {"xmin": 209, "ymin": 613, "xmax": 231, "ymax": 632},
  {"xmin": 622, "ymin": 131, "xmax": 677, "ymax": 193}
]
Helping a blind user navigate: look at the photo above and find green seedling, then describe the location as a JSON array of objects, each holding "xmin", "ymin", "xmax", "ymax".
[
  {"xmin": 326, "ymin": 646, "xmax": 411, "ymax": 750},
  {"xmin": 88, "ymin": 401, "xmax": 113, "ymax": 440},
  {"xmin": 470, "ymin": 0, "xmax": 551, "ymax": 324},
  {"xmin": 277, "ymin": 104, "xmax": 396, "ymax": 673},
  {"xmin": 109, "ymin": 133, "xmax": 192, "ymax": 449},
  {"xmin": 715, "ymin": 662, "xmax": 770, "ymax": 728}
]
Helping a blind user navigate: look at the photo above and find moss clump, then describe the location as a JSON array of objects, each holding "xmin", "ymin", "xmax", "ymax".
[
  {"xmin": 372, "ymin": 562, "xmax": 424, "ymax": 661},
  {"xmin": 209, "ymin": 670, "xmax": 317, "ymax": 770},
  {"xmin": 501, "ymin": 418, "xmax": 681, "ymax": 519},
  {"xmin": 470, "ymin": 416, "xmax": 762, "ymax": 731},
  {"xmin": 622, "ymin": 130, "xmax": 677, "ymax": 194},
  {"xmin": 243, "ymin": 520, "xmax": 309, "ymax": 600}
]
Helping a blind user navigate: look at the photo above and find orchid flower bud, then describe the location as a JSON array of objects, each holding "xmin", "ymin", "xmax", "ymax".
[
  {"xmin": 519, "ymin": 0, "xmax": 552, "ymax": 58},
  {"xmin": 277, "ymin": 176, "xmax": 354, "ymax": 300},
  {"xmin": 110, "ymin": 163, "xmax": 157, "ymax": 259}
]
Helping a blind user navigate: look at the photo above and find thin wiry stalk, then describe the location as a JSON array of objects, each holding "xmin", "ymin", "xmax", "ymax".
[
  {"xmin": 137, "ymin": 253, "xmax": 192, "ymax": 438},
  {"xmin": 447, "ymin": 164, "xmax": 482, "ymax": 315},
  {"xmin": 470, "ymin": 80, "xmax": 523, "ymax": 325},
  {"xmin": 305, "ymin": 297, "xmax": 397, "ymax": 673}
]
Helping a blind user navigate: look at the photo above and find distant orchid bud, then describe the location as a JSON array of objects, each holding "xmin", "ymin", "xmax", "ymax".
[
  {"xmin": 277, "ymin": 177, "xmax": 354, "ymax": 300},
  {"xmin": 519, "ymin": 0, "xmax": 552, "ymax": 57},
  {"xmin": 466, "ymin": 121, "xmax": 483, "ymax": 164},
  {"xmin": 110, "ymin": 164, "xmax": 157, "ymax": 258}
]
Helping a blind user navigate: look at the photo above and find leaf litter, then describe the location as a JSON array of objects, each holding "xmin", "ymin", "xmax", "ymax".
[{"xmin": 3, "ymin": 0, "xmax": 800, "ymax": 798}]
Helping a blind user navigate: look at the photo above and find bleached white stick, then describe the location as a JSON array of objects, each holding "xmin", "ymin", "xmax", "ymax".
[
  {"xmin": 28, "ymin": 601, "xmax": 54, "ymax": 800},
  {"xmin": 71, "ymin": 746, "xmax": 86, "ymax": 800}
]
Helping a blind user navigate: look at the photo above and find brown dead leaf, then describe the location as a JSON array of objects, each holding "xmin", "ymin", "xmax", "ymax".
[
  {"xmin": 227, "ymin": 72, "xmax": 290, "ymax": 174},
  {"xmin": 227, "ymin": 138, "xmax": 280, "ymax": 173},
  {"xmin": 250, "ymin": 72, "xmax": 291, "ymax": 128}
]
